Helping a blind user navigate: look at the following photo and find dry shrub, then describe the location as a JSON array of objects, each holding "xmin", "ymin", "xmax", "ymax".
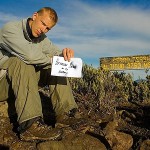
[{"xmin": 69, "ymin": 64, "xmax": 150, "ymax": 118}]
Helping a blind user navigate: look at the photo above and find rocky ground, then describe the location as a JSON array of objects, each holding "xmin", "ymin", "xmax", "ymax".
[{"xmin": 0, "ymin": 90, "xmax": 150, "ymax": 150}]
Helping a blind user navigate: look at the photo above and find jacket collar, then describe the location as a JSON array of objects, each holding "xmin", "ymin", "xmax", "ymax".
[{"xmin": 22, "ymin": 18, "xmax": 46, "ymax": 43}]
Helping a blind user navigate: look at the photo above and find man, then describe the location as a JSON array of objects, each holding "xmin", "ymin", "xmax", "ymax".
[{"xmin": 0, "ymin": 7, "xmax": 80, "ymax": 141}]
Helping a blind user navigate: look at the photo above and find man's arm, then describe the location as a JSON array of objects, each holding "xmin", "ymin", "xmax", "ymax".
[{"xmin": 1, "ymin": 21, "xmax": 54, "ymax": 66}]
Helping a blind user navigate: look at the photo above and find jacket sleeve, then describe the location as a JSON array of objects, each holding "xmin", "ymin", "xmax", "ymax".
[
  {"xmin": 1, "ymin": 21, "xmax": 61, "ymax": 66},
  {"xmin": 42, "ymin": 37, "xmax": 62, "ymax": 57}
]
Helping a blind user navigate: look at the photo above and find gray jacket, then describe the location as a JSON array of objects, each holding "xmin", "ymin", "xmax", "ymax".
[{"xmin": 0, "ymin": 18, "xmax": 62, "ymax": 68}]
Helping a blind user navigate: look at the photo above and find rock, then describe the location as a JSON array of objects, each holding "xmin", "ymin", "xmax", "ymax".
[
  {"xmin": 37, "ymin": 141, "xmax": 65, "ymax": 150},
  {"xmin": 104, "ymin": 120, "xmax": 133, "ymax": 150},
  {"xmin": 140, "ymin": 139, "xmax": 150, "ymax": 150},
  {"xmin": 10, "ymin": 141, "xmax": 37, "ymax": 150},
  {"xmin": 0, "ymin": 101, "xmax": 8, "ymax": 117},
  {"xmin": 106, "ymin": 130, "xmax": 133, "ymax": 150},
  {"xmin": 37, "ymin": 127, "xmax": 107, "ymax": 150},
  {"xmin": 0, "ymin": 116, "xmax": 17, "ymax": 145}
]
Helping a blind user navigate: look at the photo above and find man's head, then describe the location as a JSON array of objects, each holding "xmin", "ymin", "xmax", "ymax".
[{"xmin": 29, "ymin": 7, "xmax": 58, "ymax": 37}]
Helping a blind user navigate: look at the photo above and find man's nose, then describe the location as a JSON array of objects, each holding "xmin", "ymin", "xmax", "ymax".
[{"xmin": 41, "ymin": 26, "xmax": 47, "ymax": 33}]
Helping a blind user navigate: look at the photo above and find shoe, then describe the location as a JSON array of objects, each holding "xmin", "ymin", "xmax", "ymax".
[
  {"xmin": 56, "ymin": 108, "xmax": 88, "ymax": 130},
  {"xmin": 20, "ymin": 119, "xmax": 62, "ymax": 142}
]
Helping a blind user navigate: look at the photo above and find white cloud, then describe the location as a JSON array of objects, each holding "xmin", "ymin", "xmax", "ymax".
[
  {"xmin": 48, "ymin": 1, "xmax": 150, "ymax": 64},
  {"xmin": 0, "ymin": 12, "xmax": 20, "ymax": 29},
  {"xmin": 0, "ymin": 12, "xmax": 19, "ymax": 23},
  {"xmin": 51, "ymin": 1, "xmax": 150, "ymax": 37}
]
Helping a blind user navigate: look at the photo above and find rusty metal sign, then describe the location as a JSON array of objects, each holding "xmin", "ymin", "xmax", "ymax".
[{"xmin": 100, "ymin": 55, "xmax": 150, "ymax": 70}]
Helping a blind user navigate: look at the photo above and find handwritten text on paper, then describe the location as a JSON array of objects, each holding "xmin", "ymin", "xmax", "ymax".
[{"xmin": 51, "ymin": 56, "xmax": 82, "ymax": 78}]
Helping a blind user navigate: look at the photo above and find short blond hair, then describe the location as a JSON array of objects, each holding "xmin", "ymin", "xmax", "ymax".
[{"xmin": 37, "ymin": 7, "xmax": 58, "ymax": 23}]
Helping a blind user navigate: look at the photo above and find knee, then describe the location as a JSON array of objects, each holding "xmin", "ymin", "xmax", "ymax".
[{"xmin": 4, "ymin": 57, "xmax": 36, "ymax": 75}]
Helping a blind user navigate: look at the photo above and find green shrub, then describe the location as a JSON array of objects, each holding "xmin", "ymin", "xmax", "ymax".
[{"xmin": 69, "ymin": 64, "xmax": 150, "ymax": 115}]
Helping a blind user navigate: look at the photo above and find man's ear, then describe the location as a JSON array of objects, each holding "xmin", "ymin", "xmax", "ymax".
[{"xmin": 32, "ymin": 12, "xmax": 38, "ymax": 21}]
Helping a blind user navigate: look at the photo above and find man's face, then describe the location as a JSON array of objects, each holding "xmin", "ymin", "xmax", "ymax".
[{"xmin": 30, "ymin": 12, "xmax": 56, "ymax": 37}]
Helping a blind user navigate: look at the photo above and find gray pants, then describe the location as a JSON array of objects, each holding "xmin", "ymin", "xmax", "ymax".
[{"xmin": 0, "ymin": 57, "xmax": 77, "ymax": 124}]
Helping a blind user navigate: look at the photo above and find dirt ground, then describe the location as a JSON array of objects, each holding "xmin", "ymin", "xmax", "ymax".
[{"xmin": 0, "ymin": 91, "xmax": 150, "ymax": 150}]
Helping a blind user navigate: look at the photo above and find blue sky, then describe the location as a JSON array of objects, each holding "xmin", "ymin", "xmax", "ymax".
[{"xmin": 0, "ymin": 0, "xmax": 150, "ymax": 79}]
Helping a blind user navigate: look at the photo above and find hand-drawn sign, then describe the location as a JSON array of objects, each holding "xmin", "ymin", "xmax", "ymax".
[
  {"xmin": 51, "ymin": 56, "xmax": 82, "ymax": 77},
  {"xmin": 100, "ymin": 54, "xmax": 150, "ymax": 70}
]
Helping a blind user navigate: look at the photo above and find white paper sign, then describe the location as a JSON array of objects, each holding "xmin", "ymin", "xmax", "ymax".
[{"xmin": 51, "ymin": 56, "xmax": 82, "ymax": 78}]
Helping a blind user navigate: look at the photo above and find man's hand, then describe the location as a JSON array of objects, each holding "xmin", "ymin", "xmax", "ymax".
[{"xmin": 62, "ymin": 48, "xmax": 74, "ymax": 61}]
